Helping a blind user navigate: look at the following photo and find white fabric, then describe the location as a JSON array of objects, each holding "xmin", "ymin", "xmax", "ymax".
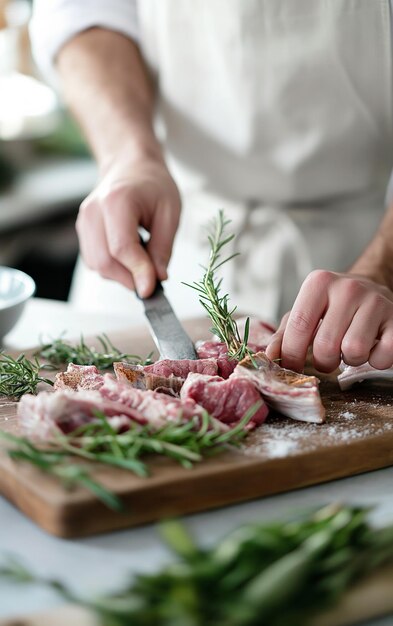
[
  {"xmin": 70, "ymin": 187, "xmax": 386, "ymax": 326},
  {"xmin": 30, "ymin": 0, "xmax": 139, "ymax": 84},
  {"xmin": 32, "ymin": 0, "xmax": 393, "ymax": 324}
]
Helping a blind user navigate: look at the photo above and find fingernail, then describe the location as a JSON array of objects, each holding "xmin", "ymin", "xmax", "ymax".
[{"xmin": 136, "ymin": 278, "xmax": 150, "ymax": 299}]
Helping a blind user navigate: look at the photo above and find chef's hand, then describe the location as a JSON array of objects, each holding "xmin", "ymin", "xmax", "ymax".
[
  {"xmin": 76, "ymin": 155, "xmax": 181, "ymax": 298},
  {"xmin": 265, "ymin": 270, "xmax": 393, "ymax": 373}
]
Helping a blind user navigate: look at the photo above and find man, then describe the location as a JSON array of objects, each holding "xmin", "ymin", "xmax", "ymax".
[{"xmin": 31, "ymin": 0, "xmax": 393, "ymax": 373}]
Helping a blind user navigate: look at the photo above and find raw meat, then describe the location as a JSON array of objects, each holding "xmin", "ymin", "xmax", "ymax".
[
  {"xmin": 181, "ymin": 373, "xmax": 269, "ymax": 426},
  {"xmin": 54, "ymin": 363, "xmax": 104, "ymax": 391},
  {"xmin": 25, "ymin": 367, "xmax": 229, "ymax": 436},
  {"xmin": 195, "ymin": 317, "xmax": 276, "ymax": 377},
  {"xmin": 54, "ymin": 364, "xmax": 212, "ymax": 426},
  {"xmin": 338, "ymin": 362, "xmax": 393, "ymax": 390},
  {"xmin": 114, "ymin": 358, "xmax": 218, "ymax": 393},
  {"xmin": 233, "ymin": 352, "xmax": 325, "ymax": 424},
  {"xmin": 18, "ymin": 389, "xmax": 146, "ymax": 439},
  {"xmin": 98, "ymin": 374, "xmax": 222, "ymax": 429},
  {"xmin": 195, "ymin": 342, "xmax": 237, "ymax": 378}
]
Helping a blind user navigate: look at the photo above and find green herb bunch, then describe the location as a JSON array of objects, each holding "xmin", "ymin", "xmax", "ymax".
[
  {"xmin": 36, "ymin": 334, "xmax": 152, "ymax": 370},
  {"xmin": 0, "ymin": 353, "xmax": 54, "ymax": 399},
  {"xmin": 2, "ymin": 505, "xmax": 393, "ymax": 626},
  {"xmin": 184, "ymin": 210, "xmax": 254, "ymax": 362}
]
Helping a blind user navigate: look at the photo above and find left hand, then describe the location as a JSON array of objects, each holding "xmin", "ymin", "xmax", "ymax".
[{"xmin": 265, "ymin": 269, "xmax": 393, "ymax": 373}]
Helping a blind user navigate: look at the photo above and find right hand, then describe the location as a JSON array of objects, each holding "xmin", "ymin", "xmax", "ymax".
[{"xmin": 76, "ymin": 155, "xmax": 181, "ymax": 298}]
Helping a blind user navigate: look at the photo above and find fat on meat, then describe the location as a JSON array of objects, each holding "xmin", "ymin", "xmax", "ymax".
[
  {"xmin": 56, "ymin": 367, "xmax": 220, "ymax": 428},
  {"xmin": 338, "ymin": 362, "xmax": 393, "ymax": 390},
  {"xmin": 30, "ymin": 366, "xmax": 229, "ymax": 435},
  {"xmin": 114, "ymin": 358, "xmax": 219, "ymax": 394},
  {"xmin": 233, "ymin": 352, "xmax": 325, "ymax": 424},
  {"xmin": 196, "ymin": 318, "xmax": 276, "ymax": 376},
  {"xmin": 195, "ymin": 343, "xmax": 237, "ymax": 378},
  {"xmin": 17, "ymin": 389, "xmax": 146, "ymax": 439},
  {"xmin": 54, "ymin": 363, "xmax": 104, "ymax": 391},
  {"xmin": 98, "ymin": 374, "xmax": 225, "ymax": 429},
  {"xmin": 180, "ymin": 373, "xmax": 269, "ymax": 427}
]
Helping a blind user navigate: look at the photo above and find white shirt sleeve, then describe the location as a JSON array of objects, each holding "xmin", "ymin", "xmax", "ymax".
[{"xmin": 30, "ymin": 0, "xmax": 139, "ymax": 85}]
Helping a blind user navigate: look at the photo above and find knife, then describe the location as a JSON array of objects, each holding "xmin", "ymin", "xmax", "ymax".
[
  {"xmin": 138, "ymin": 282, "xmax": 198, "ymax": 360},
  {"xmin": 137, "ymin": 236, "xmax": 198, "ymax": 360}
]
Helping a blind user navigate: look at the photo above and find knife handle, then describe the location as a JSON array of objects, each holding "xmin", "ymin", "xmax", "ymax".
[{"xmin": 137, "ymin": 233, "xmax": 163, "ymax": 299}]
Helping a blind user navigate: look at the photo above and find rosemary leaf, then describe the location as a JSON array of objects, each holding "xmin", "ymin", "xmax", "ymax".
[
  {"xmin": 183, "ymin": 210, "xmax": 254, "ymax": 362},
  {"xmin": 0, "ymin": 434, "xmax": 123, "ymax": 512},
  {"xmin": 35, "ymin": 333, "xmax": 153, "ymax": 370},
  {"xmin": 2, "ymin": 505, "xmax": 393, "ymax": 626},
  {"xmin": 0, "ymin": 408, "xmax": 256, "ymax": 510},
  {"xmin": 0, "ymin": 353, "xmax": 54, "ymax": 398}
]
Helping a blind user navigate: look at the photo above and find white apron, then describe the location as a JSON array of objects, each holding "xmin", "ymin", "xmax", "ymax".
[{"xmin": 70, "ymin": 0, "xmax": 393, "ymax": 326}]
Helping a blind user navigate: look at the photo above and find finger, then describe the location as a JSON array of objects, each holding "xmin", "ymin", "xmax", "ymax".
[
  {"xmin": 341, "ymin": 300, "xmax": 386, "ymax": 367},
  {"xmin": 265, "ymin": 312, "xmax": 289, "ymax": 362},
  {"xmin": 367, "ymin": 322, "xmax": 393, "ymax": 370},
  {"xmin": 77, "ymin": 199, "xmax": 135, "ymax": 290},
  {"xmin": 311, "ymin": 288, "xmax": 359, "ymax": 373},
  {"xmin": 280, "ymin": 270, "xmax": 331, "ymax": 371},
  {"xmin": 102, "ymin": 191, "xmax": 157, "ymax": 297},
  {"xmin": 148, "ymin": 202, "xmax": 180, "ymax": 281}
]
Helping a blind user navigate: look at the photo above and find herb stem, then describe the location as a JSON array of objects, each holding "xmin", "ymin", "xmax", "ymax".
[
  {"xmin": 0, "ymin": 353, "xmax": 54, "ymax": 398},
  {"xmin": 35, "ymin": 333, "xmax": 152, "ymax": 370},
  {"xmin": 0, "ymin": 408, "xmax": 256, "ymax": 508},
  {"xmin": 183, "ymin": 210, "xmax": 254, "ymax": 362}
]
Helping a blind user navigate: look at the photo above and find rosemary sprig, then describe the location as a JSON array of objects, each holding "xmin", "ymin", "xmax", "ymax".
[
  {"xmin": 2, "ymin": 505, "xmax": 393, "ymax": 626},
  {"xmin": 0, "ymin": 405, "xmax": 258, "ymax": 509},
  {"xmin": 0, "ymin": 353, "xmax": 54, "ymax": 399},
  {"xmin": 58, "ymin": 405, "xmax": 256, "ymax": 470},
  {"xmin": 0, "ymin": 431, "xmax": 122, "ymax": 510},
  {"xmin": 183, "ymin": 210, "xmax": 254, "ymax": 362},
  {"xmin": 35, "ymin": 333, "xmax": 153, "ymax": 369}
]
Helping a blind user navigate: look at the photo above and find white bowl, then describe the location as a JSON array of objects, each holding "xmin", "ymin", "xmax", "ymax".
[{"xmin": 0, "ymin": 267, "xmax": 35, "ymax": 341}]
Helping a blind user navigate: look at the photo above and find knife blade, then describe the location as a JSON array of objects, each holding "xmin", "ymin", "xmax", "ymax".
[
  {"xmin": 138, "ymin": 281, "xmax": 198, "ymax": 361},
  {"xmin": 136, "ymin": 233, "xmax": 197, "ymax": 360}
]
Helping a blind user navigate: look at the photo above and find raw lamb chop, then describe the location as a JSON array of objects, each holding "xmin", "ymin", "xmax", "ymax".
[
  {"xmin": 56, "ymin": 367, "xmax": 216, "ymax": 426},
  {"xmin": 195, "ymin": 342, "xmax": 237, "ymax": 378},
  {"xmin": 233, "ymin": 352, "xmax": 325, "ymax": 424},
  {"xmin": 98, "ymin": 374, "xmax": 222, "ymax": 429},
  {"xmin": 196, "ymin": 317, "xmax": 277, "ymax": 377},
  {"xmin": 48, "ymin": 366, "xmax": 229, "ymax": 433},
  {"xmin": 180, "ymin": 373, "xmax": 269, "ymax": 427},
  {"xmin": 18, "ymin": 389, "xmax": 147, "ymax": 439},
  {"xmin": 338, "ymin": 362, "xmax": 393, "ymax": 390},
  {"xmin": 113, "ymin": 358, "xmax": 219, "ymax": 394}
]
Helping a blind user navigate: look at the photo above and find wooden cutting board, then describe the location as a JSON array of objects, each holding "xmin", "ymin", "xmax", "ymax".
[{"xmin": 0, "ymin": 319, "xmax": 392, "ymax": 538}]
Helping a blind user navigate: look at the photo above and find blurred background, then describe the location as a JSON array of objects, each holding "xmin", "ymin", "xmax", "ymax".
[{"xmin": 0, "ymin": 0, "xmax": 96, "ymax": 301}]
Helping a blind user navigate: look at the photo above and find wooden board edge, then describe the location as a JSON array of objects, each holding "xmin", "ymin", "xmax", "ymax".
[{"xmin": 1, "ymin": 433, "xmax": 393, "ymax": 538}]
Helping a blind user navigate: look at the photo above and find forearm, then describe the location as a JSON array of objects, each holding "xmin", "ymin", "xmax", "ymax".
[
  {"xmin": 56, "ymin": 27, "xmax": 163, "ymax": 173},
  {"xmin": 56, "ymin": 28, "xmax": 180, "ymax": 298},
  {"xmin": 350, "ymin": 203, "xmax": 393, "ymax": 291}
]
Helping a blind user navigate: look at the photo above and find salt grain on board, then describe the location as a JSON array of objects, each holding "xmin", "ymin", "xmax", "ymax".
[
  {"xmin": 340, "ymin": 411, "xmax": 356, "ymax": 420},
  {"xmin": 242, "ymin": 409, "xmax": 393, "ymax": 460}
]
